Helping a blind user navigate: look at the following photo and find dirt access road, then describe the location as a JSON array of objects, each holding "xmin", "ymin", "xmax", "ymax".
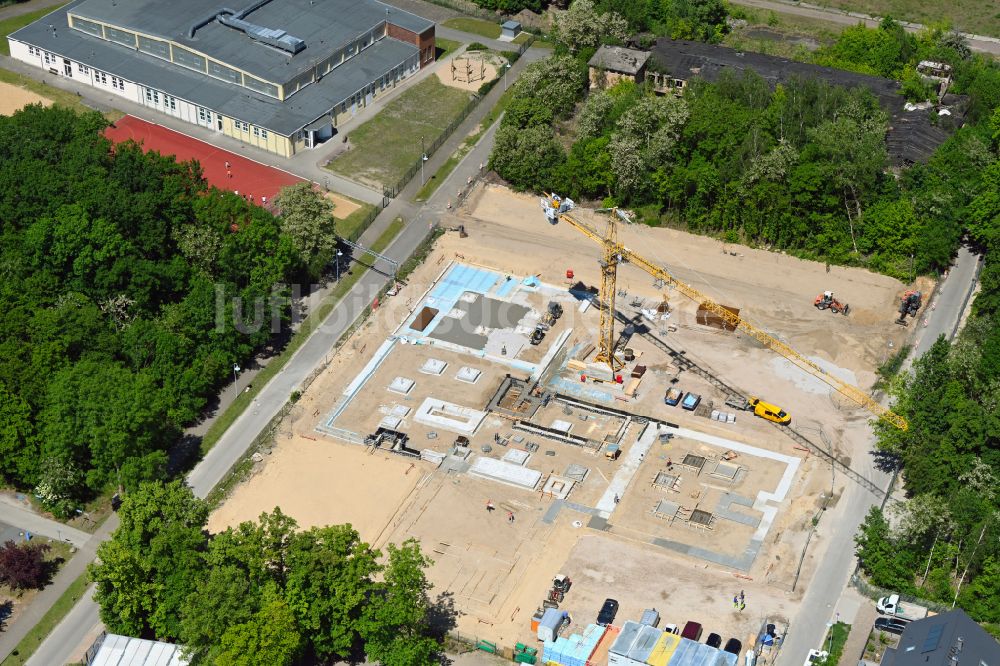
[{"xmin": 728, "ymin": 0, "xmax": 1000, "ymax": 55}]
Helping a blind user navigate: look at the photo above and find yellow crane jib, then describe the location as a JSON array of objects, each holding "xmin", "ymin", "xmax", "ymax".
[{"xmin": 540, "ymin": 193, "xmax": 908, "ymax": 431}]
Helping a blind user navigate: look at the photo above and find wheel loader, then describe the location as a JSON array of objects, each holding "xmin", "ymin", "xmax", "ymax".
[
  {"xmin": 814, "ymin": 291, "xmax": 849, "ymax": 315},
  {"xmin": 895, "ymin": 290, "xmax": 922, "ymax": 326}
]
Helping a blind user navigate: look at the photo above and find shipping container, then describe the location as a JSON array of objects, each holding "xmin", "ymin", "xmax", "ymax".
[
  {"xmin": 646, "ymin": 631, "xmax": 681, "ymax": 666},
  {"xmin": 538, "ymin": 608, "xmax": 569, "ymax": 643},
  {"xmin": 609, "ymin": 621, "xmax": 643, "ymax": 666},
  {"xmin": 625, "ymin": 625, "xmax": 663, "ymax": 665}
]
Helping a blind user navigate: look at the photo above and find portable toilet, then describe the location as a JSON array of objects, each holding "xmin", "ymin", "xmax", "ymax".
[{"xmin": 538, "ymin": 608, "xmax": 568, "ymax": 643}]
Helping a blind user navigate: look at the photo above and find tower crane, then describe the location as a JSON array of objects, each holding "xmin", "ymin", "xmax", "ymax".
[{"xmin": 540, "ymin": 193, "xmax": 908, "ymax": 431}]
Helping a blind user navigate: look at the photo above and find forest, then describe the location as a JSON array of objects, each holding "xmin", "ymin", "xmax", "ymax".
[
  {"xmin": 489, "ymin": 12, "xmax": 1000, "ymax": 278},
  {"xmin": 854, "ymin": 110, "xmax": 1000, "ymax": 632},
  {"xmin": 89, "ymin": 481, "xmax": 442, "ymax": 665},
  {"xmin": 0, "ymin": 105, "xmax": 328, "ymax": 514}
]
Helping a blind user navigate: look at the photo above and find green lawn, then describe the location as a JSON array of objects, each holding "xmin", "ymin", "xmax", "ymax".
[
  {"xmin": 0, "ymin": 571, "xmax": 90, "ymax": 666},
  {"xmin": 326, "ymin": 76, "xmax": 472, "ymax": 189},
  {"xmin": 415, "ymin": 86, "xmax": 516, "ymax": 202},
  {"xmin": 436, "ymin": 37, "xmax": 462, "ymax": 60},
  {"xmin": 512, "ymin": 32, "xmax": 532, "ymax": 45},
  {"xmin": 443, "ymin": 17, "xmax": 501, "ymax": 40},
  {"xmin": 0, "ymin": 4, "xmax": 68, "ymax": 56},
  {"xmin": 371, "ymin": 217, "xmax": 405, "ymax": 253},
  {"xmin": 819, "ymin": 621, "xmax": 851, "ymax": 666}
]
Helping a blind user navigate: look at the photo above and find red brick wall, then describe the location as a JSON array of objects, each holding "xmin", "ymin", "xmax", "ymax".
[{"xmin": 387, "ymin": 23, "xmax": 435, "ymax": 68}]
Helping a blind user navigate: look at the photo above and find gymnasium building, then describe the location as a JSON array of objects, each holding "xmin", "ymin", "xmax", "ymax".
[{"xmin": 8, "ymin": 0, "xmax": 435, "ymax": 157}]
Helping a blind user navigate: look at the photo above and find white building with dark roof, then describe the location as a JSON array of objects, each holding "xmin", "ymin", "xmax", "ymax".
[{"xmin": 8, "ymin": 0, "xmax": 435, "ymax": 156}]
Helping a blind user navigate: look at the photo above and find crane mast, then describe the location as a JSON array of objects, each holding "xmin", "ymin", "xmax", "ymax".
[{"xmin": 540, "ymin": 193, "xmax": 908, "ymax": 431}]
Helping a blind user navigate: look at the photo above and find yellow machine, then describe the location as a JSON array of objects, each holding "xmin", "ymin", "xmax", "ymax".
[
  {"xmin": 540, "ymin": 193, "xmax": 908, "ymax": 432},
  {"xmin": 748, "ymin": 397, "xmax": 791, "ymax": 424}
]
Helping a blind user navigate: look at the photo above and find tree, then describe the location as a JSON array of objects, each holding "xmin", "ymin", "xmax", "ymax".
[
  {"xmin": 90, "ymin": 481, "xmax": 208, "ymax": 639},
  {"xmin": 855, "ymin": 506, "xmax": 915, "ymax": 590},
  {"xmin": 33, "ymin": 457, "xmax": 87, "ymax": 518},
  {"xmin": 285, "ymin": 524, "xmax": 381, "ymax": 661},
  {"xmin": 362, "ymin": 540, "xmax": 440, "ymax": 666},
  {"xmin": 0, "ymin": 382, "xmax": 39, "ymax": 485},
  {"xmin": 512, "ymin": 57, "xmax": 586, "ymax": 120},
  {"xmin": 215, "ymin": 591, "xmax": 303, "ymax": 666},
  {"xmin": 490, "ymin": 124, "xmax": 565, "ymax": 191},
  {"xmin": 273, "ymin": 182, "xmax": 337, "ymax": 278},
  {"xmin": 957, "ymin": 555, "xmax": 1000, "ymax": 622},
  {"xmin": 0, "ymin": 540, "xmax": 51, "ymax": 591},
  {"xmin": 554, "ymin": 0, "xmax": 628, "ymax": 53}
]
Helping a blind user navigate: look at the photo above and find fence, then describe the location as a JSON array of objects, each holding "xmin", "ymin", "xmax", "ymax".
[
  {"xmin": 850, "ymin": 575, "xmax": 954, "ymax": 614},
  {"xmin": 381, "ymin": 40, "xmax": 531, "ymax": 200}
]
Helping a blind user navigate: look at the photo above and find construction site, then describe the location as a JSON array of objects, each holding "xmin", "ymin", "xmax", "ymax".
[{"xmin": 208, "ymin": 183, "xmax": 932, "ymax": 665}]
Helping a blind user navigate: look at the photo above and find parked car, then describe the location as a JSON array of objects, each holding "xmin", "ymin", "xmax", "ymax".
[
  {"xmin": 724, "ymin": 638, "xmax": 742, "ymax": 655},
  {"xmin": 803, "ymin": 649, "xmax": 829, "ymax": 666},
  {"xmin": 681, "ymin": 621, "xmax": 703, "ymax": 641},
  {"xmin": 596, "ymin": 598, "xmax": 619, "ymax": 626},
  {"xmin": 874, "ymin": 617, "xmax": 909, "ymax": 636},
  {"xmin": 706, "ymin": 633, "xmax": 722, "ymax": 648},
  {"xmin": 663, "ymin": 623, "xmax": 679, "ymax": 635}
]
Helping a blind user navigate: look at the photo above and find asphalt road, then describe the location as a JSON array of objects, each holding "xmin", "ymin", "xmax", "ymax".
[
  {"xmin": 776, "ymin": 245, "xmax": 982, "ymax": 664},
  {"xmin": 23, "ymin": 44, "xmax": 543, "ymax": 666}
]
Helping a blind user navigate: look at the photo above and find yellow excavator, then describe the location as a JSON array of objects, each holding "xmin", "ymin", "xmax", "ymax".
[{"xmin": 540, "ymin": 193, "xmax": 908, "ymax": 431}]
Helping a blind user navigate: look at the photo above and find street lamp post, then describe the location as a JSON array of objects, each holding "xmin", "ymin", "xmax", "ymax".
[
  {"xmin": 336, "ymin": 250, "xmax": 344, "ymax": 281},
  {"xmin": 233, "ymin": 363, "xmax": 240, "ymax": 389},
  {"xmin": 504, "ymin": 63, "xmax": 512, "ymax": 91}
]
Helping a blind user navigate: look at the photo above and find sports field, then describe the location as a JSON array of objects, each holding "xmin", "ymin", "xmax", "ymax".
[{"xmin": 103, "ymin": 115, "xmax": 303, "ymax": 202}]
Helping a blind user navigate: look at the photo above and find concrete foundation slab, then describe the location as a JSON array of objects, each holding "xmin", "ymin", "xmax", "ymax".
[
  {"xmin": 413, "ymin": 397, "xmax": 487, "ymax": 435},
  {"xmin": 420, "ymin": 358, "xmax": 448, "ymax": 375},
  {"xmin": 502, "ymin": 449, "xmax": 531, "ymax": 466},
  {"xmin": 541, "ymin": 475, "xmax": 575, "ymax": 500},
  {"xmin": 456, "ymin": 366, "xmax": 482, "ymax": 383},
  {"xmin": 388, "ymin": 376, "xmax": 415, "ymax": 395},
  {"xmin": 468, "ymin": 456, "xmax": 542, "ymax": 490}
]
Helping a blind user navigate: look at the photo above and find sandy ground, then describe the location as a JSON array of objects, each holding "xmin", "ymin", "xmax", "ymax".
[
  {"xmin": 437, "ymin": 53, "xmax": 500, "ymax": 92},
  {"xmin": 0, "ymin": 82, "xmax": 52, "ymax": 116},
  {"xmin": 324, "ymin": 191, "xmax": 362, "ymax": 218},
  {"xmin": 207, "ymin": 433, "xmax": 422, "ymax": 542},
  {"xmin": 209, "ymin": 183, "xmax": 917, "ymax": 652}
]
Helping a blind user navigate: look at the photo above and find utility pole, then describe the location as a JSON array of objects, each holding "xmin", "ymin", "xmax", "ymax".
[{"xmin": 420, "ymin": 135, "xmax": 427, "ymax": 185}]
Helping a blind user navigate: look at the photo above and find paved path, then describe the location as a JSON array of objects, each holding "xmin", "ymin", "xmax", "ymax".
[
  {"xmin": 24, "ymin": 45, "xmax": 545, "ymax": 666},
  {"xmin": 728, "ymin": 0, "xmax": 1000, "ymax": 55},
  {"xmin": 777, "ymin": 245, "xmax": 982, "ymax": 665},
  {"xmin": 0, "ymin": 499, "xmax": 90, "ymax": 548}
]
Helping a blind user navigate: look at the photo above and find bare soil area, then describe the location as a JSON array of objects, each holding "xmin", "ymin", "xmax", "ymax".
[
  {"xmin": 209, "ymin": 182, "xmax": 915, "ymax": 653},
  {"xmin": 0, "ymin": 81, "xmax": 51, "ymax": 115}
]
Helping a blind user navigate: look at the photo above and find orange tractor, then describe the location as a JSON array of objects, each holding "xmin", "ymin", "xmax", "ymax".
[{"xmin": 814, "ymin": 291, "xmax": 849, "ymax": 315}]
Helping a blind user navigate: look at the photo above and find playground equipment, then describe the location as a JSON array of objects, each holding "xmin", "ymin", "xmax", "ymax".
[{"xmin": 452, "ymin": 54, "xmax": 486, "ymax": 84}]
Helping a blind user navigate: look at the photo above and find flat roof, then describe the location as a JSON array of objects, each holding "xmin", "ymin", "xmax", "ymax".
[
  {"xmin": 68, "ymin": 0, "xmax": 432, "ymax": 83},
  {"xmin": 90, "ymin": 634, "xmax": 187, "ymax": 666},
  {"xmin": 589, "ymin": 45, "xmax": 650, "ymax": 75},
  {"xmin": 11, "ymin": 2, "xmax": 418, "ymax": 135}
]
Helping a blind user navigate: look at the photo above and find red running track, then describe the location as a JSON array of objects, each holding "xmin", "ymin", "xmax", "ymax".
[{"xmin": 103, "ymin": 115, "xmax": 304, "ymax": 203}]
